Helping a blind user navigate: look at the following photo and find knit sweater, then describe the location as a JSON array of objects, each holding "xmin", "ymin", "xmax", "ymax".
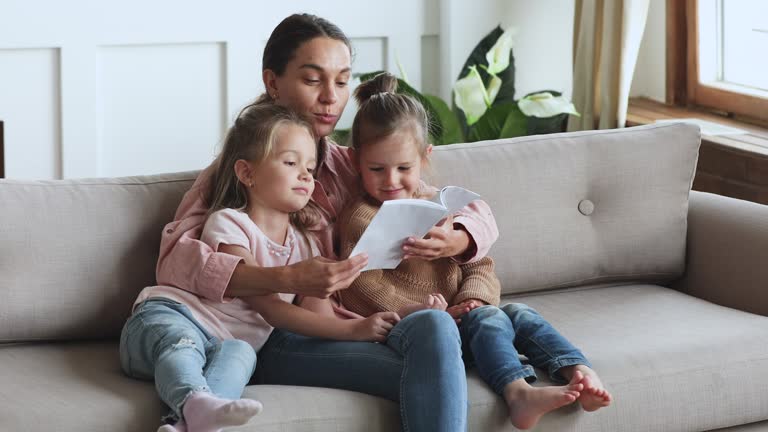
[{"xmin": 338, "ymin": 196, "xmax": 501, "ymax": 317}]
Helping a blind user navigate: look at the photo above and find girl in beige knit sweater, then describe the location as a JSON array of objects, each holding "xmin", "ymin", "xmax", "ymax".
[{"xmin": 337, "ymin": 73, "xmax": 612, "ymax": 429}]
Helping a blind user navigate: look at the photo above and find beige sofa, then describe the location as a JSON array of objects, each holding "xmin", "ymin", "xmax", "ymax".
[{"xmin": 2, "ymin": 123, "xmax": 768, "ymax": 432}]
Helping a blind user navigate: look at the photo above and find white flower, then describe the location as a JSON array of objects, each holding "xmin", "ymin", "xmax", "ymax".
[
  {"xmin": 486, "ymin": 74, "xmax": 502, "ymax": 105},
  {"xmin": 454, "ymin": 66, "xmax": 489, "ymax": 125},
  {"xmin": 486, "ymin": 27, "xmax": 516, "ymax": 75},
  {"xmin": 518, "ymin": 92, "xmax": 580, "ymax": 118}
]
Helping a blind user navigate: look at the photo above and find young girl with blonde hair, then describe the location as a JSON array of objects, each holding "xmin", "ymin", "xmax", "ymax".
[
  {"xmin": 121, "ymin": 102, "xmax": 397, "ymax": 432},
  {"xmin": 338, "ymin": 72, "xmax": 613, "ymax": 430}
]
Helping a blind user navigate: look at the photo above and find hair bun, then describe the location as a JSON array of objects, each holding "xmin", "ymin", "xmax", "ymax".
[{"xmin": 354, "ymin": 72, "xmax": 398, "ymax": 105}]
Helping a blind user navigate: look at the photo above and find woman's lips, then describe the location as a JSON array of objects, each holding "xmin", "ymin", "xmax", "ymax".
[
  {"xmin": 315, "ymin": 113, "xmax": 338, "ymax": 124},
  {"xmin": 293, "ymin": 187, "xmax": 310, "ymax": 195}
]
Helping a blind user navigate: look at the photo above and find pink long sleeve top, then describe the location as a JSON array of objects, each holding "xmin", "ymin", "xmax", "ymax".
[{"xmin": 154, "ymin": 138, "xmax": 500, "ymax": 303}]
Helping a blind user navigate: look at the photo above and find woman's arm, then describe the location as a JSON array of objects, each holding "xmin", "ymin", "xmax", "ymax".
[{"xmin": 156, "ymin": 163, "xmax": 367, "ymax": 301}]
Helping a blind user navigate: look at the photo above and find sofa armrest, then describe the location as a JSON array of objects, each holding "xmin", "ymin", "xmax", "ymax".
[{"xmin": 672, "ymin": 191, "xmax": 768, "ymax": 316}]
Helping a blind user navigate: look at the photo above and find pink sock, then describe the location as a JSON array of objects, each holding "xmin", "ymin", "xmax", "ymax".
[{"xmin": 182, "ymin": 392, "xmax": 263, "ymax": 432}]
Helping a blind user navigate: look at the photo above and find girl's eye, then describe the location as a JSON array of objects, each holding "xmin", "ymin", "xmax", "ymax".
[
  {"xmin": 336, "ymin": 81, "xmax": 348, "ymax": 87},
  {"xmin": 305, "ymin": 79, "xmax": 320, "ymax": 85},
  {"xmin": 307, "ymin": 167, "xmax": 315, "ymax": 174},
  {"xmin": 368, "ymin": 167, "xmax": 383, "ymax": 172},
  {"xmin": 284, "ymin": 161, "xmax": 296, "ymax": 166},
  {"xmin": 398, "ymin": 167, "xmax": 412, "ymax": 171}
]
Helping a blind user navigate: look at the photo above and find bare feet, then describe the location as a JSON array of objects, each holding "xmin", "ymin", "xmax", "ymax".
[
  {"xmin": 564, "ymin": 366, "xmax": 613, "ymax": 412},
  {"xmin": 503, "ymin": 376, "xmax": 583, "ymax": 430}
]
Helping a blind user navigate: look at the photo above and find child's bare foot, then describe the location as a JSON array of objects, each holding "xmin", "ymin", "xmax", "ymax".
[
  {"xmin": 503, "ymin": 376, "xmax": 582, "ymax": 430},
  {"xmin": 564, "ymin": 366, "xmax": 612, "ymax": 412}
]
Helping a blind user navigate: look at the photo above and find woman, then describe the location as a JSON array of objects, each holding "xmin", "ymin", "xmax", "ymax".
[{"xmin": 154, "ymin": 13, "xmax": 500, "ymax": 431}]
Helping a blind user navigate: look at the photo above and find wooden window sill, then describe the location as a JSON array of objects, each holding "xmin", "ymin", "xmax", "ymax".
[{"xmin": 628, "ymin": 97, "xmax": 768, "ymax": 205}]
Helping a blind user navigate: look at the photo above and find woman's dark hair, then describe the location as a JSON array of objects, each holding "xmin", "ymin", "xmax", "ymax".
[{"xmin": 262, "ymin": 13, "xmax": 352, "ymax": 77}]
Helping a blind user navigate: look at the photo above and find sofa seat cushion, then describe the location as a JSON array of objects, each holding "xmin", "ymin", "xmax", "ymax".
[
  {"xmin": 0, "ymin": 341, "xmax": 400, "ymax": 432},
  {"xmin": 2, "ymin": 285, "xmax": 768, "ymax": 432},
  {"xmin": 488, "ymin": 284, "xmax": 768, "ymax": 432}
]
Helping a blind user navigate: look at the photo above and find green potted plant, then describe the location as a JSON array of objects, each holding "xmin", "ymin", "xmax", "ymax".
[{"xmin": 334, "ymin": 26, "xmax": 579, "ymax": 146}]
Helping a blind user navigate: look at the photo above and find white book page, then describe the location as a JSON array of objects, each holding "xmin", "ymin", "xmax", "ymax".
[
  {"xmin": 434, "ymin": 186, "xmax": 482, "ymax": 213},
  {"xmin": 350, "ymin": 199, "xmax": 448, "ymax": 271}
]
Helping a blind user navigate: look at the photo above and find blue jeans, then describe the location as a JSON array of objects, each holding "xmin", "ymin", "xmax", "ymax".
[
  {"xmin": 119, "ymin": 298, "xmax": 257, "ymax": 423},
  {"xmin": 459, "ymin": 303, "xmax": 591, "ymax": 395},
  {"xmin": 256, "ymin": 309, "xmax": 467, "ymax": 432}
]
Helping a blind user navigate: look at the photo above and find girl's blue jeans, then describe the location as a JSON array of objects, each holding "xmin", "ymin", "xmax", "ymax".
[
  {"xmin": 119, "ymin": 298, "xmax": 257, "ymax": 423},
  {"xmin": 256, "ymin": 309, "xmax": 468, "ymax": 432},
  {"xmin": 459, "ymin": 303, "xmax": 591, "ymax": 395}
]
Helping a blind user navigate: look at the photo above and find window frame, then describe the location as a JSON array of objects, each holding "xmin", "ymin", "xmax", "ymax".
[{"xmin": 667, "ymin": 0, "xmax": 768, "ymax": 125}]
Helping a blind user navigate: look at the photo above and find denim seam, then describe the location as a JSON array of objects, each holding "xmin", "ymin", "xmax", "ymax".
[{"xmin": 396, "ymin": 330, "xmax": 411, "ymax": 432}]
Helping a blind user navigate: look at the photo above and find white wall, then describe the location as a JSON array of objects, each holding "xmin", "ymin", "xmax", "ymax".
[
  {"xmin": 630, "ymin": 0, "xmax": 666, "ymax": 102},
  {"xmin": 0, "ymin": 0, "xmax": 576, "ymax": 179}
]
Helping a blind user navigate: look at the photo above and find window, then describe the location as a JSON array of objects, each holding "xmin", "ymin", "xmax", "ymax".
[{"xmin": 668, "ymin": 0, "xmax": 768, "ymax": 124}]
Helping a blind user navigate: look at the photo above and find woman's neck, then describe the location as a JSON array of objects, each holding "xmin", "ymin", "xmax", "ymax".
[{"xmin": 245, "ymin": 204, "xmax": 291, "ymax": 245}]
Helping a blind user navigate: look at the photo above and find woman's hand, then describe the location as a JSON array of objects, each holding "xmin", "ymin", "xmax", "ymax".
[
  {"xmin": 402, "ymin": 216, "xmax": 471, "ymax": 261},
  {"xmin": 350, "ymin": 311, "xmax": 401, "ymax": 342},
  {"xmin": 285, "ymin": 254, "xmax": 368, "ymax": 299}
]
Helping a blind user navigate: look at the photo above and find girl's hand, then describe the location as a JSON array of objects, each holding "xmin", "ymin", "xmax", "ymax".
[
  {"xmin": 457, "ymin": 298, "xmax": 487, "ymax": 310},
  {"xmin": 402, "ymin": 216, "xmax": 471, "ymax": 261},
  {"xmin": 397, "ymin": 294, "xmax": 448, "ymax": 319},
  {"xmin": 446, "ymin": 299, "xmax": 487, "ymax": 324},
  {"xmin": 426, "ymin": 293, "xmax": 448, "ymax": 311},
  {"xmin": 351, "ymin": 311, "xmax": 400, "ymax": 342}
]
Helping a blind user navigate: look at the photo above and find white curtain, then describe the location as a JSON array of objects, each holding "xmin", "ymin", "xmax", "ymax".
[{"xmin": 568, "ymin": 0, "xmax": 650, "ymax": 131}]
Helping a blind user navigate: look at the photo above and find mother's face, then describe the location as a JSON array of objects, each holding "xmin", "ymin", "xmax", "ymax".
[{"xmin": 264, "ymin": 37, "xmax": 352, "ymax": 139}]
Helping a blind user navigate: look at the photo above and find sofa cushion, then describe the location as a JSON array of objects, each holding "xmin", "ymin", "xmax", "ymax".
[
  {"xmin": 3, "ymin": 285, "xmax": 768, "ymax": 432},
  {"xmin": 0, "ymin": 172, "xmax": 197, "ymax": 342},
  {"xmin": 430, "ymin": 122, "xmax": 700, "ymax": 294}
]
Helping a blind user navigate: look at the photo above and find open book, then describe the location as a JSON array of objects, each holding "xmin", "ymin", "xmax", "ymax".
[{"xmin": 349, "ymin": 186, "xmax": 481, "ymax": 271}]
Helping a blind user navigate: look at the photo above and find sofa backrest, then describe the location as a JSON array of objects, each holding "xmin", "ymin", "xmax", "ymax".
[
  {"xmin": 0, "ymin": 172, "xmax": 197, "ymax": 343},
  {"xmin": 430, "ymin": 122, "xmax": 700, "ymax": 295},
  {"xmin": 0, "ymin": 123, "xmax": 700, "ymax": 343}
]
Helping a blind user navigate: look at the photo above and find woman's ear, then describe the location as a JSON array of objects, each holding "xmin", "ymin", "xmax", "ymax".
[
  {"xmin": 263, "ymin": 69, "xmax": 278, "ymax": 98},
  {"xmin": 234, "ymin": 159, "xmax": 253, "ymax": 187}
]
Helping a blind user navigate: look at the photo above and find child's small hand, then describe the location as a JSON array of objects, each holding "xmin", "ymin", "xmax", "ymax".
[
  {"xmin": 426, "ymin": 293, "xmax": 448, "ymax": 311},
  {"xmin": 446, "ymin": 299, "xmax": 487, "ymax": 325},
  {"xmin": 458, "ymin": 299, "xmax": 487, "ymax": 310},
  {"xmin": 402, "ymin": 216, "xmax": 471, "ymax": 261},
  {"xmin": 352, "ymin": 311, "xmax": 400, "ymax": 342},
  {"xmin": 446, "ymin": 304, "xmax": 470, "ymax": 324}
]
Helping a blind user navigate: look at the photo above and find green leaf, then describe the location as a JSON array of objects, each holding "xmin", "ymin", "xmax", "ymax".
[
  {"xmin": 526, "ymin": 114, "xmax": 568, "ymax": 136},
  {"xmin": 357, "ymin": 71, "xmax": 445, "ymax": 143},
  {"xmin": 499, "ymin": 104, "xmax": 528, "ymax": 138},
  {"xmin": 467, "ymin": 102, "xmax": 518, "ymax": 142},
  {"xmin": 424, "ymin": 94, "xmax": 464, "ymax": 145},
  {"xmin": 329, "ymin": 128, "xmax": 350, "ymax": 146},
  {"xmin": 467, "ymin": 103, "xmax": 528, "ymax": 142}
]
